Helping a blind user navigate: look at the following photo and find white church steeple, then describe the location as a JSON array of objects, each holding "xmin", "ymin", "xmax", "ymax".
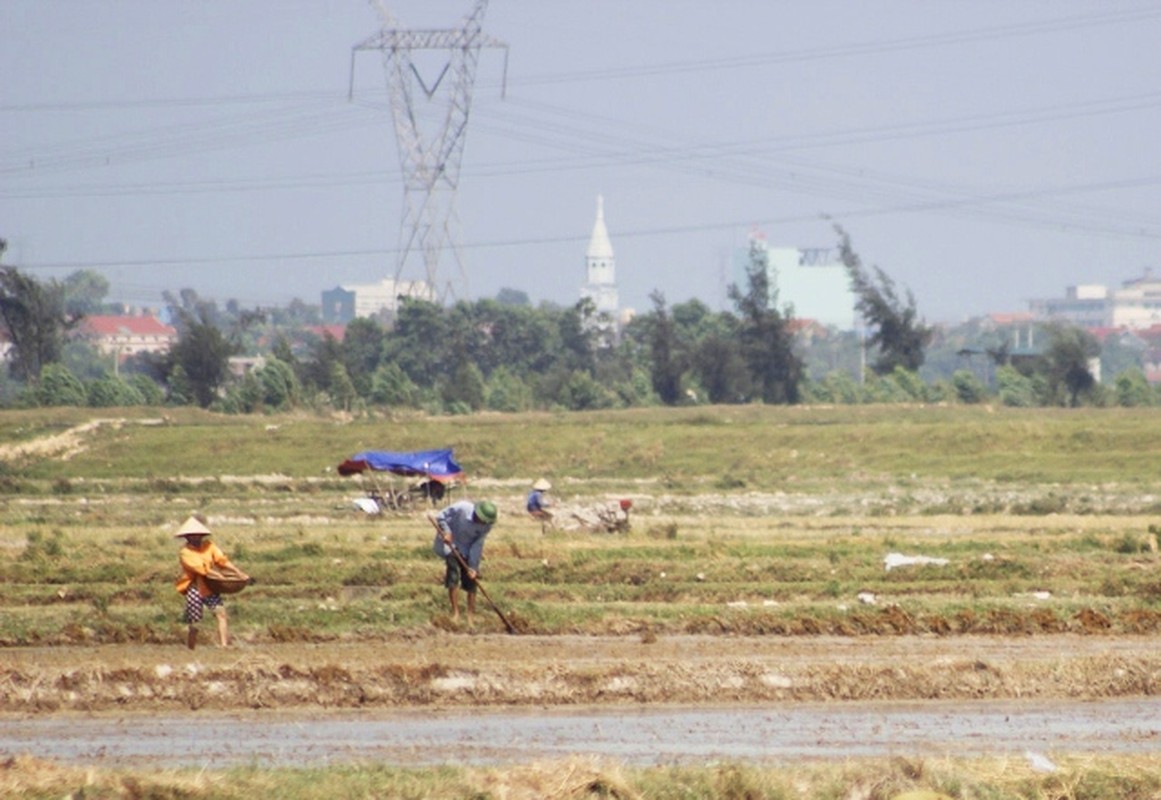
[{"xmin": 581, "ymin": 194, "xmax": 619, "ymax": 317}]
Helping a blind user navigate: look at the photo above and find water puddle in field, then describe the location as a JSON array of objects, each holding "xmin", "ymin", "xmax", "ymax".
[{"xmin": 2, "ymin": 699, "xmax": 1158, "ymax": 767}]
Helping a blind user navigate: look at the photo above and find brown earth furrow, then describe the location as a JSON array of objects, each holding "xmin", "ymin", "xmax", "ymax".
[{"xmin": 3, "ymin": 635, "xmax": 1159, "ymax": 714}]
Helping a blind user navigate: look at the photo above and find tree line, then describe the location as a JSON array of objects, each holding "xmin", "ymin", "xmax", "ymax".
[{"xmin": 1, "ymin": 229, "xmax": 1155, "ymax": 413}]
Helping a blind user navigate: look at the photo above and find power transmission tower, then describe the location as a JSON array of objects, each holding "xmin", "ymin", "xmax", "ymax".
[{"xmin": 351, "ymin": 1, "xmax": 507, "ymax": 305}]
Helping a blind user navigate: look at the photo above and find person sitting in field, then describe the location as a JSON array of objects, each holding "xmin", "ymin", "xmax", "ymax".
[{"xmin": 527, "ymin": 478, "xmax": 555, "ymax": 530}]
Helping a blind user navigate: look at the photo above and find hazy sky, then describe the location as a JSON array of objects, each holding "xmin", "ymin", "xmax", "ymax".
[{"xmin": 4, "ymin": 1, "xmax": 1160, "ymax": 323}]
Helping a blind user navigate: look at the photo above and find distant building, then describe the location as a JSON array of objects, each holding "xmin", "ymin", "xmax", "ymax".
[
  {"xmin": 321, "ymin": 278, "xmax": 434, "ymax": 324},
  {"xmin": 982, "ymin": 311, "xmax": 1037, "ymax": 328},
  {"xmin": 580, "ymin": 195, "xmax": 620, "ymax": 322},
  {"xmin": 739, "ymin": 231, "xmax": 857, "ymax": 330},
  {"xmin": 305, "ymin": 324, "xmax": 346, "ymax": 342},
  {"xmin": 1028, "ymin": 284, "xmax": 1110, "ymax": 329},
  {"xmin": 1135, "ymin": 325, "xmax": 1161, "ymax": 383},
  {"xmin": 1029, "ymin": 269, "xmax": 1161, "ymax": 330},
  {"xmin": 227, "ymin": 355, "xmax": 267, "ymax": 378},
  {"xmin": 978, "ymin": 312, "xmax": 1038, "ymax": 350},
  {"xmin": 77, "ymin": 314, "xmax": 178, "ymax": 361}
]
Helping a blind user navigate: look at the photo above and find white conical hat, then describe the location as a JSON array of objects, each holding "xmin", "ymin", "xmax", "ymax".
[
  {"xmin": 532, "ymin": 478, "xmax": 552, "ymax": 491},
  {"xmin": 174, "ymin": 516, "xmax": 212, "ymax": 537}
]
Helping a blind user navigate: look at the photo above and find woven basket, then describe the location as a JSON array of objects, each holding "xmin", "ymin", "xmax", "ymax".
[{"xmin": 205, "ymin": 563, "xmax": 251, "ymax": 595}]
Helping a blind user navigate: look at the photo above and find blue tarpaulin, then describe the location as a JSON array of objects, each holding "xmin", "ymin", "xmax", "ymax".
[{"xmin": 337, "ymin": 448, "xmax": 464, "ymax": 483}]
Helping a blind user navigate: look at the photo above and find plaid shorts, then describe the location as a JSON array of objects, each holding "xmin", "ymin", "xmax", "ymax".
[{"xmin": 183, "ymin": 588, "xmax": 223, "ymax": 624}]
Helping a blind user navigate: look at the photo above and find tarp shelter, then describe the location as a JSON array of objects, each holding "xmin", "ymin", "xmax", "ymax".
[
  {"xmin": 337, "ymin": 448, "xmax": 464, "ymax": 482},
  {"xmin": 338, "ymin": 448, "xmax": 464, "ymax": 513}
]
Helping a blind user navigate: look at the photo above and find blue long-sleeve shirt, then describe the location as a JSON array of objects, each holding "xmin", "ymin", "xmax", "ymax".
[
  {"xmin": 431, "ymin": 500, "xmax": 493, "ymax": 570},
  {"xmin": 527, "ymin": 489, "xmax": 547, "ymax": 513}
]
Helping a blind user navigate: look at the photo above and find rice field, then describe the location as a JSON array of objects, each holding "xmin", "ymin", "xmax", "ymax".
[{"xmin": 2, "ymin": 404, "xmax": 1161, "ymax": 798}]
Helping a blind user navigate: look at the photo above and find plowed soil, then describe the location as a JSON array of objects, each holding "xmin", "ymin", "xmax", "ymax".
[
  {"xmin": 4, "ymin": 633, "xmax": 1161, "ymax": 767},
  {"xmin": 4, "ymin": 633, "xmax": 1159, "ymax": 714}
]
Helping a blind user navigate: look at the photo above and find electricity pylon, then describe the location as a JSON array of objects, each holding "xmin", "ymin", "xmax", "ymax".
[{"xmin": 351, "ymin": 1, "xmax": 507, "ymax": 304}]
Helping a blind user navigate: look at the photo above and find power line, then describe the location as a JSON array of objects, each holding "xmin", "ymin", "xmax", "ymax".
[
  {"xmin": 4, "ymin": 4, "xmax": 1157, "ymax": 165},
  {"xmin": 0, "ymin": 102, "xmax": 383, "ymax": 176},
  {"xmin": 6, "ymin": 4, "xmax": 1161, "ymax": 303},
  {"xmin": 0, "ymin": 90, "xmax": 341, "ymax": 113},
  {"xmin": 5, "ymin": 6, "xmax": 1157, "ymax": 108},
  {"xmin": 7, "ymin": 87, "xmax": 1161, "ymax": 203},
  {"xmin": 19, "ymin": 170, "xmax": 1161, "ymax": 278},
  {"xmin": 496, "ymin": 6, "xmax": 1161, "ymax": 88}
]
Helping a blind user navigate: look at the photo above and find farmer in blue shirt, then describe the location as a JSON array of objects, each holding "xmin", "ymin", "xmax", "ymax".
[
  {"xmin": 428, "ymin": 499, "xmax": 498, "ymax": 622},
  {"xmin": 526, "ymin": 478, "xmax": 554, "ymax": 531}
]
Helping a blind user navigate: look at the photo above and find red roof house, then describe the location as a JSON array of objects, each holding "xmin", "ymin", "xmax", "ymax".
[{"xmin": 77, "ymin": 315, "xmax": 178, "ymax": 360}]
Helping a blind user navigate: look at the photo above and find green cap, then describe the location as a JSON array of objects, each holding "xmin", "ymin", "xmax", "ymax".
[{"xmin": 474, "ymin": 500, "xmax": 497, "ymax": 525}]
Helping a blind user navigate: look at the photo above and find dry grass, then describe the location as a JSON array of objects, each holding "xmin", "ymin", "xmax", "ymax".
[{"xmin": 5, "ymin": 753, "xmax": 1161, "ymax": 799}]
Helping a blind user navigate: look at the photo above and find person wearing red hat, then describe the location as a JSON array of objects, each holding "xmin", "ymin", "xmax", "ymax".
[{"xmin": 173, "ymin": 514, "xmax": 235, "ymax": 650}]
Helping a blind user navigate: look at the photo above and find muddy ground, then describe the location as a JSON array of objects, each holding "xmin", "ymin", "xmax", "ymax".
[
  {"xmin": 4, "ymin": 634, "xmax": 1161, "ymax": 768},
  {"xmin": 4, "ymin": 633, "xmax": 1159, "ymax": 714},
  {"xmin": 6, "ymin": 698, "xmax": 1161, "ymax": 768}
]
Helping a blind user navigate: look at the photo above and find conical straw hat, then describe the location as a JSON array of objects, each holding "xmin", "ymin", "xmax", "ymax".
[{"xmin": 174, "ymin": 516, "xmax": 212, "ymax": 538}]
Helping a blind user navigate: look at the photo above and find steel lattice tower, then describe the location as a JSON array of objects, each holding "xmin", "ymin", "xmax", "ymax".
[{"xmin": 352, "ymin": 1, "xmax": 507, "ymax": 304}]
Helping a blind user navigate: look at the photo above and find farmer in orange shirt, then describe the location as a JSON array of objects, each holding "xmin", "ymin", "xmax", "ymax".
[{"xmin": 174, "ymin": 515, "xmax": 234, "ymax": 650}]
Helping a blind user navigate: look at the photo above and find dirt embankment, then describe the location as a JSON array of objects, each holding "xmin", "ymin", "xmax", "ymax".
[
  {"xmin": 0, "ymin": 417, "xmax": 169, "ymax": 463},
  {"xmin": 4, "ymin": 634, "xmax": 1159, "ymax": 714}
]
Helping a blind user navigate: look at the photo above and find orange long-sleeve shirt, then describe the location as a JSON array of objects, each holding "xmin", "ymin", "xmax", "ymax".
[{"xmin": 175, "ymin": 540, "xmax": 232, "ymax": 597}]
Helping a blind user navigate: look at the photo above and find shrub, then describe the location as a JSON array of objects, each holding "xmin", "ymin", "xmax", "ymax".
[
  {"xmin": 87, "ymin": 375, "xmax": 145, "ymax": 407},
  {"xmin": 36, "ymin": 364, "xmax": 87, "ymax": 407},
  {"xmin": 951, "ymin": 369, "xmax": 987, "ymax": 404}
]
